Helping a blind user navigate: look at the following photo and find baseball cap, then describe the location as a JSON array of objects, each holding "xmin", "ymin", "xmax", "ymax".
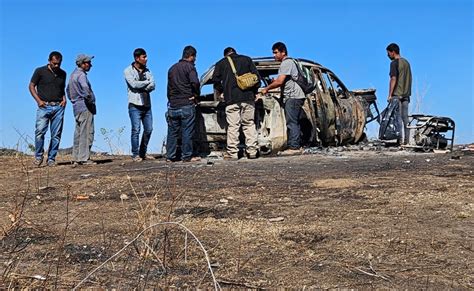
[{"xmin": 75, "ymin": 54, "xmax": 94, "ymax": 65}]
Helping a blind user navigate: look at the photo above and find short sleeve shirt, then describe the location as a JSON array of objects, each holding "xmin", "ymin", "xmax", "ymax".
[
  {"xmin": 389, "ymin": 57, "xmax": 412, "ymax": 99},
  {"xmin": 279, "ymin": 58, "xmax": 305, "ymax": 99},
  {"xmin": 30, "ymin": 65, "xmax": 66, "ymax": 102}
]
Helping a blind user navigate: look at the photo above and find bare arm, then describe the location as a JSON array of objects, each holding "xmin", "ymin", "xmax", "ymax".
[
  {"xmin": 29, "ymin": 82, "xmax": 45, "ymax": 107},
  {"xmin": 388, "ymin": 76, "xmax": 397, "ymax": 101},
  {"xmin": 261, "ymin": 74, "xmax": 286, "ymax": 95}
]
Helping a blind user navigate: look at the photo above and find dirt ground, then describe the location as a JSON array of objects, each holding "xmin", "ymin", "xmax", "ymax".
[{"xmin": 1, "ymin": 148, "xmax": 473, "ymax": 289}]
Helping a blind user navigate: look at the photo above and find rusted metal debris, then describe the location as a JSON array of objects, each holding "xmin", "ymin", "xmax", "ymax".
[
  {"xmin": 405, "ymin": 114, "xmax": 455, "ymax": 152},
  {"xmin": 196, "ymin": 57, "xmax": 379, "ymax": 155}
]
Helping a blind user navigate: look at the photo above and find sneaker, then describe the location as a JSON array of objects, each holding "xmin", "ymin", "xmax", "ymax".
[
  {"xmin": 279, "ymin": 148, "xmax": 303, "ymax": 156},
  {"xmin": 141, "ymin": 155, "xmax": 155, "ymax": 160},
  {"xmin": 34, "ymin": 158, "xmax": 43, "ymax": 167},
  {"xmin": 247, "ymin": 152, "xmax": 259, "ymax": 159},
  {"xmin": 132, "ymin": 156, "xmax": 143, "ymax": 162},
  {"xmin": 183, "ymin": 156, "xmax": 201, "ymax": 163},
  {"xmin": 47, "ymin": 160, "xmax": 56, "ymax": 167},
  {"xmin": 82, "ymin": 160, "xmax": 97, "ymax": 165},
  {"xmin": 71, "ymin": 161, "xmax": 79, "ymax": 168},
  {"xmin": 223, "ymin": 153, "xmax": 238, "ymax": 161}
]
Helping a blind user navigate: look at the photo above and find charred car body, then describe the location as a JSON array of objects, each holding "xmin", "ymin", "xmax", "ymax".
[{"xmin": 195, "ymin": 57, "xmax": 379, "ymax": 155}]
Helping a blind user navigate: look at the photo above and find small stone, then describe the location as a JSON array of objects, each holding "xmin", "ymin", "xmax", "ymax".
[
  {"xmin": 120, "ymin": 194, "xmax": 129, "ymax": 200},
  {"xmin": 219, "ymin": 198, "xmax": 229, "ymax": 204},
  {"xmin": 269, "ymin": 217, "xmax": 285, "ymax": 222},
  {"xmin": 457, "ymin": 211, "xmax": 470, "ymax": 219}
]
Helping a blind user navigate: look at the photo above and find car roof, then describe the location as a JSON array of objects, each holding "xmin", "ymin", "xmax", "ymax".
[
  {"xmin": 252, "ymin": 57, "xmax": 324, "ymax": 69},
  {"xmin": 200, "ymin": 56, "xmax": 327, "ymax": 85}
]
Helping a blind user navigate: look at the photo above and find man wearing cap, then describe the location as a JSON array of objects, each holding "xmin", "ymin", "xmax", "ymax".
[
  {"xmin": 67, "ymin": 54, "xmax": 96, "ymax": 167},
  {"xmin": 124, "ymin": 48, "xmax": 155, "ymax": 161},
  {"xmin": 29, "ymin": 51, "xmax": 67, "ymax": 167},
  {"xmin": 212, "ymin": 47, "xmax": 260, "ymax": 160}
]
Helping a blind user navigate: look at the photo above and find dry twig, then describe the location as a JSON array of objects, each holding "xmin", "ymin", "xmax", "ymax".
[{"xmin": 73, "ymin": 221, "xmax": 220, "ymax": 290}]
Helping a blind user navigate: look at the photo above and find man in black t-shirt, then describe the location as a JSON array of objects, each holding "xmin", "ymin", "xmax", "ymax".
[{"xmin": 29, "ymin": 51, "xmax": 67, "ymax": 167}]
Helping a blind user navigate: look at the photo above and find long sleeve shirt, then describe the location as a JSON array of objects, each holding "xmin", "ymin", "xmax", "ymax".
[
  {"xmin": 67, "ymin": 68, "xmax": 96, "ymax": 115},
  {"xmin": 124, "ymin": 64, "xmax": 155, "ymax": 106},
  {"xmin": 212, "ymin": 53, "xmax": 260, "ymax": 105},
  {"xmin": 167, "ymin": 59, "xmax": 200, "ymax": 108}
]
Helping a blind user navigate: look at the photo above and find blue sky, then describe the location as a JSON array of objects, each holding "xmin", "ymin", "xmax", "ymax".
[{"xmin": 1, "ymin": 0, "xmax": 472, "ymax": 154}]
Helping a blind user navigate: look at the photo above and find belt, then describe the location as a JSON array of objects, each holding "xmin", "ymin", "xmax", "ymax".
[{"xmin": 44, "ymin": 101, "xmax": 61, "ymax": 106}]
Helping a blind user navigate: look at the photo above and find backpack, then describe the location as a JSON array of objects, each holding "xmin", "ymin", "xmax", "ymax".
[{"xmin": 289, "ymin": 58, "xmax": 316, "ymax": 94}]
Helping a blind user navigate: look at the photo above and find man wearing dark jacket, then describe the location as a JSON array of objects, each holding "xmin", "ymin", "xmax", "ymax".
[
  {"xmin": 166, "ymin": 46, "xmax": 201, "ymax": 162},
  {"xmin": 212, "ymin": 47, "xmax": 260, "ymax": 160}
]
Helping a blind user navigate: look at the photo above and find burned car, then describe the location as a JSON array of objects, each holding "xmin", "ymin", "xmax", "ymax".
[{"xmin": 195, "ymin": 57, "xmax": 379, "ymax": 155}]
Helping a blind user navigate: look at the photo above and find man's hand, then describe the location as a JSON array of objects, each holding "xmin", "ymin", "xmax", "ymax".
[
  {"xmin": 387, "ymin": 95, "xmax": 392, "ymax": 102},
  {"xmin": 261, "ymin": 88, "xmax": 269, "ymax": 95},
  {"xmin": 189, "ymin": 96, "xmax": 198, "ymax": 104},
  {"xmin": 37, "ymin": 100, "xmax": 46, "ymax": 107},
  {"xmin": 60, "ymin": 97, "xmax": 67, "ymax": 107}
]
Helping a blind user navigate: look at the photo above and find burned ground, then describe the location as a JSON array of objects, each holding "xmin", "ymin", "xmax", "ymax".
[{"xmin": 0, "ymin": 149, "xmax": 473, "ymax": 289}]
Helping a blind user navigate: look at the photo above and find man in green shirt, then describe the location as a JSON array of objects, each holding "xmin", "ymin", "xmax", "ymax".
[{"xmin": 387, "ymin": 43, "xmax": 412, "ymax": 145}]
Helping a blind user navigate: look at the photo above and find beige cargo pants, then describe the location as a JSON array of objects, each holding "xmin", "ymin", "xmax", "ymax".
[{"xmin": 225, "ymin": 101, "xmax": 258, "ymax": 158}]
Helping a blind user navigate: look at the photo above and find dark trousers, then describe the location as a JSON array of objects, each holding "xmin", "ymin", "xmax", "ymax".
[
  {"xmin": 284, "ymin": 98, "xmax": 305, "ymax": 149},
  {"xmin": 166, "ymin": 105, "xmax": 195, "ymax": 161},
  {"xmin": 394, "ymin": 96, "xmax": 410, "ymax": 145}
]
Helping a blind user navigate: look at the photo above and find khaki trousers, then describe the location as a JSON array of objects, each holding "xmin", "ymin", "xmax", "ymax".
[
  {"xmin": 225, "ymin": 101, "xmax": 258, "ymax": 157},
  {"xmin": 73, "ymin": 110, "xmax": 94, "ymax": 162}
]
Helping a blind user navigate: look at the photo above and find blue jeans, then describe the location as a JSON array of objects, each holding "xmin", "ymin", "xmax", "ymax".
[
  {"xmin": 166, "ymin": 105, "xmax": 195, "ymax": 161},
  {"xmin": 35, "ymin": 104, "xmax": 65, "ymax": 162},
  {"xmin": 284, "ymin": 98, "xmax": 305, "ymax": 149},
  {"xmin": 128, "ymin": 104, "xmax": 153, "ymax": 158}
]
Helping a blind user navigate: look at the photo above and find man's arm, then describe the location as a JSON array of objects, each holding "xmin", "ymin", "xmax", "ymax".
[
  {"xmin": 388, "ymin": 61, "xmax": 398, "ymax": 101},
  {"xmin": 262, "ymin": 59, "xmax": 292, "ymax": 95},
  {"xmin": 189, "ymin": 66, "xmax": 201, "ymax": 98},
  {"xmin": 29, "ymin": 69, "xmax": 46, "ymax": 107},
  {"xmin": 261, "ymin": 74, "xmax": 286, "ymax": 95},
  {"xmin": 145, "ymin": 71, "xmax": 155, "ymax": 92},
  {"xmin": 76, "ymin": 74, "xmax": 95, "ymax": 103},
  {"xmin": 388, "ymin": 76, "xmax": 397, "ymax": 101},
  {"xmin": 29, "ymin": 82, "xmax": 45, "ymax": 107},
  {"xmin": 212, "ymin": 62, "xmax": 224, "ymax": 93},
  {"xmin": 60, "ymin": 74, "xmax": 67, "ymax": 106},
  {"xmin": 124, "ymin": 67, "xmax": 150, "ymax": 89}
]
